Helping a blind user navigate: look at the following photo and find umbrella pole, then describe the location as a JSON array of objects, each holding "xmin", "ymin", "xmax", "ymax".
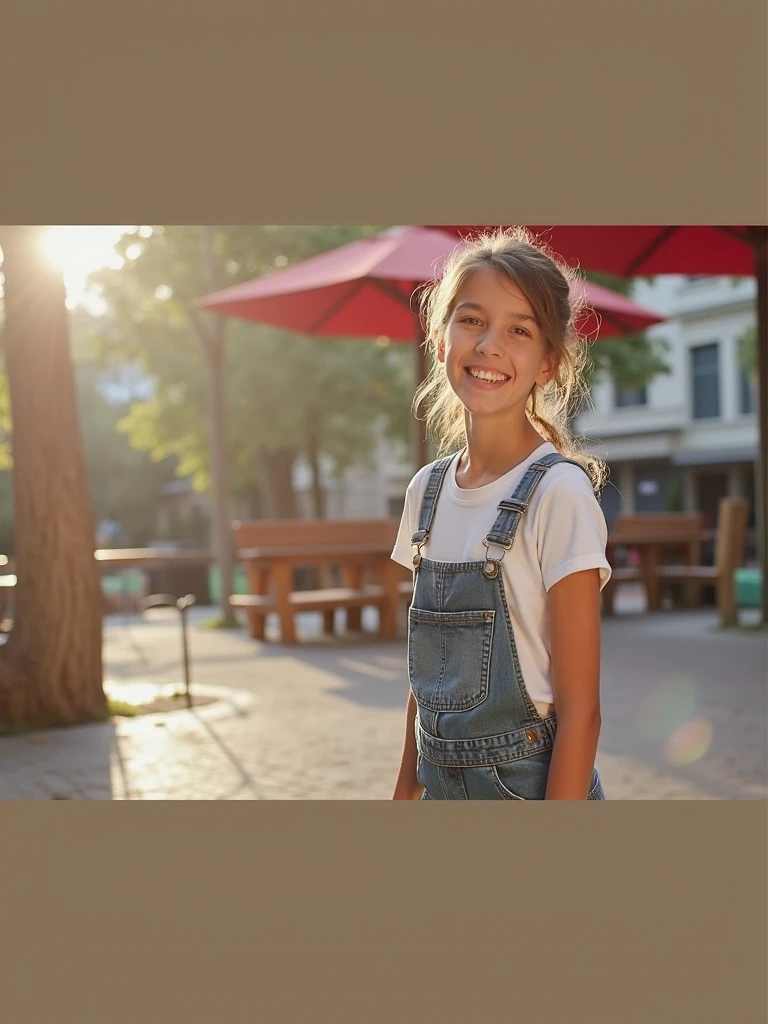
[{"xmin": 753, "ymin": 229, "xmax": 768, "ymax": 626}]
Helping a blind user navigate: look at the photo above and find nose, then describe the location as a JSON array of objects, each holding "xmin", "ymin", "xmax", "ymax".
[{"xmin": 475, "ymin": 326, "xmax": 505, "ymax": 358}]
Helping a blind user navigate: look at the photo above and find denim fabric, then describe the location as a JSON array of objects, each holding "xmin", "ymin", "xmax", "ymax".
[{"xmin": 409, "ymin": 452, "xmax": 605, "ymax": 801}]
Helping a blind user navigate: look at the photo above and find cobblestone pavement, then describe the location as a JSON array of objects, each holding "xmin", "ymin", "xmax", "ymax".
[{"xmin": 1, "ymin": 592, "xmax": 766, "ymax": 800}]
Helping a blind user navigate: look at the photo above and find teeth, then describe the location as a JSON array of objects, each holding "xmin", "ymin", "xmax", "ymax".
[{"xmin": 469, "ymin": 368, "xmax": 509, "ymax": 382}]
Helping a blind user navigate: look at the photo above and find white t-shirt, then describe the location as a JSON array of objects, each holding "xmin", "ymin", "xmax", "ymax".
[{"xmin": 391, "ymin": 442, "xmax": 612, "ymax": 707}]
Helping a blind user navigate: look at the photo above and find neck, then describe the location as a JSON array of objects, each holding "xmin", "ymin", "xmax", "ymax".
[{"xmin": 457, "ymin": 411, "xmax": 547, "ymax": 488}]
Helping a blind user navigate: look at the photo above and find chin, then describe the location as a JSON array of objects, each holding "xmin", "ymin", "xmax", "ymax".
[{"xmin": 457, "ymin": 392, "xmax": 508, "ymax": 416}]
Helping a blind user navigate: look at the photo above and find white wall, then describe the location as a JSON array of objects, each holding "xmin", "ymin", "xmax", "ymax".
[{"xmin": 576, "ymin": 275, "xmax": 758, "ymax": 461}]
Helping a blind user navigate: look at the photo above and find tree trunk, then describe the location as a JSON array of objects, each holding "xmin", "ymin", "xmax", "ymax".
[
  {"xmin": 259, "ymin": 447, "xmax": 299, "ymax": 519},
  {"xmin": 201, "ymin": 225, "xmax": 236, "ymax": 627},
  {"xmin": 0, "ymin": 226, "xmax": 105, "ymax": 727},
  {"xmin": 306, "ymin": 430, "xmax": 326, "ymax": 519}
]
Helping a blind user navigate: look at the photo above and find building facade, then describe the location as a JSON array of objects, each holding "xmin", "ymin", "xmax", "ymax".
[{"xmin": 574, "ymin": 275, "xmax": 758, "ymax": 533}]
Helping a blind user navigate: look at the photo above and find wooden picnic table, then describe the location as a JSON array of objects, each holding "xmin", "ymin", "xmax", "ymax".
[
  {"xmin": 606, "ymin": 524, "xmax": 704, "ymax": 611},
  {"xmin": 237, "ymin": 540, "xmax": 406, "ymax": 645}
]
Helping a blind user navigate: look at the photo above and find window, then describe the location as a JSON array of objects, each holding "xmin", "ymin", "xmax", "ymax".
[
  {"xmin": 614, "ymin": 383, "xmax": 648, "ymax": 408},
  {"xmin": 740, "ymin": 367, "xmax": 755, "ymax": 415},
  {"xmin": 691, "ymin": 343, "xmax": 720, "ymax": 419}
]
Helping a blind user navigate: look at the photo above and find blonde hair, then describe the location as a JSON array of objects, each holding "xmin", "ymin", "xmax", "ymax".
[{"xmin": 414, "ymin": 227, "xmax": 606, "ymax": 492}]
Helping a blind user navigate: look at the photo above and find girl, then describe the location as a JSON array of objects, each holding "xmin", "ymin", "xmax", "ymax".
[{"xmin": 391, "ymin": 227, "xmax": 612, "ymax": 801}]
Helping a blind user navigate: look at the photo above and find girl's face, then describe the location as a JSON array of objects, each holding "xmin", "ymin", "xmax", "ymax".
[{"xmin": 437, "ymin": 268, "xmax": 555, "ymax": 421}]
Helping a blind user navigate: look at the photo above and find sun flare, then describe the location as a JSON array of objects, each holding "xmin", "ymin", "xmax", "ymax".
[{"xmin": 39, "ymin": 226, "xmax": 136, "ymax": 310}]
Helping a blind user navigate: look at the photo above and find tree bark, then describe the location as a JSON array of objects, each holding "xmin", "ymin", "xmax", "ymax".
[
  {"xmin": 0, "ymin": 226, "xmax": 106, "ymax": 727},
  {"xmin": 200, "ymin": 225, "xmax": 236, "ymax": 627}
]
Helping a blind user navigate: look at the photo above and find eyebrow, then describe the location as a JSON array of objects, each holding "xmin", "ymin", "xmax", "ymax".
[{"xmin": 454, "ymin": 300, "xmax": 540, "ymax": 327}]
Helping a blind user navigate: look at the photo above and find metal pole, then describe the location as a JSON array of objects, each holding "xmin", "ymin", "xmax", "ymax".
[
  {"xmin": 202, "ymin": 227, "xmax": 237, "ymax": 627},
  {"xmin": 179, "ymin": 597, "xmax": 192, "ymax": 707}
]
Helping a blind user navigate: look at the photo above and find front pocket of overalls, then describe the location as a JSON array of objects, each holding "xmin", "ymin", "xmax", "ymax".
[
  {"xmin": 407, "ymin": 607, "xmax": 495, "ymax": 712},
  {"xmin": 489, "ymin": 751, "xmax": 552, "ymax": 800},
  {"xmin": 491, "ymin": 759, "xmax": 604, "ymax": 801}
]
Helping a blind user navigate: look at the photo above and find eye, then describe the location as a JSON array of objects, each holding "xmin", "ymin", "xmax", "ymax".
[
  {"xmin": 511, "ymin": 326, "xmax": 531, "ymax": 338},
  {"xmin": 459, "ymin": 316, "xmax": 483, "ymax": 326}
]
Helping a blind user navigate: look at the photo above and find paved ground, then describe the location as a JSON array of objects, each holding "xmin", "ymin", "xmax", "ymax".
[{"xmin": 1, "ymin": 590, "xmax": 766, "ymax": 799}]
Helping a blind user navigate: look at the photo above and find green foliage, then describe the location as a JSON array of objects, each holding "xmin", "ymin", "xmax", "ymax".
[
  {"xmin": 584, "ymin": 331, "xmax": 671, "ymax": 392},
  {"xmin": 582, "ymin": 270, "xmax": 671, "ymax": 391},
  {"xmin": 75, "ymin": 361, "xmax": 178, "ymax": 544},
  {"xmin": 81, "ymin": 225, "xmax": 412, "ymax": 503},
  {"xmin": 0, "ymin": 307, "xmax": 176, "ymax": 550}
]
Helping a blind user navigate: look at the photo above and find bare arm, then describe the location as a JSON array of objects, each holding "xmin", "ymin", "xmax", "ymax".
[
  {"xmin": 544, "ymin": 567, "xmax": 602, "ymax": 800},
  {"xmin": 392, "ymin": 688, "xmax": 423, "ymax": 799},
  {"xmin": 393, "ymin": 576, "xmax": 423, "ymax": 799}
]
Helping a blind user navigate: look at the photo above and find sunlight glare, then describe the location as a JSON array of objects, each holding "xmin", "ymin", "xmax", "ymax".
[{"xmin": 39, "ymin": 226, "xmax": 138, "ymax": 310}]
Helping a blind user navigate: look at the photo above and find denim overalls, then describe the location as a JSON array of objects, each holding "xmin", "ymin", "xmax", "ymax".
[{"xmin": 410, "ymin": 451, "xmax": 605, "ymax": 801}]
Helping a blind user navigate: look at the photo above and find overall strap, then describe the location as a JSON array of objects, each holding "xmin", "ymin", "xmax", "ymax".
[
  {"xmin": 484, "ymin": 452, "xmax": 590, "ymax": 551},
  {"xmin": 410, "ymin": 455, "xmax": 456, "ymax": 546}
]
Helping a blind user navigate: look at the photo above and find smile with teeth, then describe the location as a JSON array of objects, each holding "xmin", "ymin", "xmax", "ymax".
[{"xmin": 466, "ymin": 366, "xmax": 511, "ymax": 384}]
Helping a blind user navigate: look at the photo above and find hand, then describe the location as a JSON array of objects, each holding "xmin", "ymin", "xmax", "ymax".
[{"xmin": 392, "ymin": 779, "xmax": 424, "ymax": 800}]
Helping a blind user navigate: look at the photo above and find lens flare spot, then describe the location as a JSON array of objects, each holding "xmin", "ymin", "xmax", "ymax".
[
  {"xmin": 665, "ymin": 718, "xmax": 713, "ymax": 767},
  {"xmin": 640, "ymin": 675, "xmax": 698, "ymax": 740}
]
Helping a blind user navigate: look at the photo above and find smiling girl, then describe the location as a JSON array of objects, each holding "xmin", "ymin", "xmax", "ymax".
[{"xmin": 391, "ymin": 227, "xmax": 611, "ymax": 801}]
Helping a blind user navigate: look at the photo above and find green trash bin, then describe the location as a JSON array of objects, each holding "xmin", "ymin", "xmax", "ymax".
[
  {"xmin": 734, "ymin": 568, "xmax": 762, "ymax": 609},
  {"xmin": 102, "ymin": 569, "xmax": 147, "ymax": 598},
  {"xmin": 208, "ymin": 564, "xmax": 249, "ymax": 605}
]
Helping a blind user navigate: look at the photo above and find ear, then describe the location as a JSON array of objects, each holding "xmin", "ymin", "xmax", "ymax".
[
  {"xmin": 536, "ymin": 348, "xmax": 557, "ymax": 387},
  {"xmin": 435, "ymin": 332, "xmax": 446, "ymax": 364}
]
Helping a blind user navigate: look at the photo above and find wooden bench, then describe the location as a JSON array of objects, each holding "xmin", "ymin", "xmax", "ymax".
[
  {"xmin": 603, "ymin": 512, "xmax": 704, "ymax": 615},
  {"xmin": 231, "ymin": 518, "xmax": 411, "ymax": 644},
  {"xmin": 653, "ymin": 498, "xmax": 749, "ymax": 626}
]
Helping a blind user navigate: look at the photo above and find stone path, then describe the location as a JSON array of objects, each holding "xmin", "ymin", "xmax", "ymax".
[{"xmin": 1, "ymin": 595, "xmax": 766, "ymax": 800}]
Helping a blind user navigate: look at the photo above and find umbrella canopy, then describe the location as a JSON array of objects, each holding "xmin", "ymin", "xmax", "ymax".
[
  {"xmin": 196, "ymin": 225, "xmax": 667, "ymax": 467},
  {"xmin": 435, "ymin": 226, "xmax": 761, "ymax": 276},
  {"xmin": 436, "ymin": 225, "xmax": 768, "ymax": 621},
  {"xmin": 196, "ymin": 225, "xmax": 454, "ymax": 341},
  {"xmin": 570, "ymin": 278, "xmax": 667, "ymax": 339},
  {"xmin": 197, "ymin": 229, "xmax": 666, "ymax": 341}
]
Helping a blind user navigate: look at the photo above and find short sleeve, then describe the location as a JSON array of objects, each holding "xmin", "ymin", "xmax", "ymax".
[
  {"xmin": 535, "ymin": 468, "xmax": 612, "ymax": 592},
  {"xmin": 391, "ymin": 475, "xmax": 419, "ymax": 570}
]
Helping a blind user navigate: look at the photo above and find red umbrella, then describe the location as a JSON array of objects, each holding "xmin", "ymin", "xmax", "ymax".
[
  {"xmin": 436, "ymin": 225, "xmax": 768, "ymax": 620},
  {"xmin": 196, "ymin": 225, "xmax": 667, "ymax": 466},
  {"xmin": 436, "ymin": 226, "xmax": 761, "ymax": 276}
]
